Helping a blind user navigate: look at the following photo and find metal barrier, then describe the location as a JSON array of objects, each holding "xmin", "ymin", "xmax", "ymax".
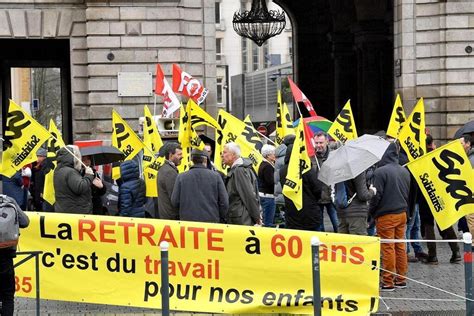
[{"xmin": 13, "ymin": 251, "xmax": 42, "ymax": 316}]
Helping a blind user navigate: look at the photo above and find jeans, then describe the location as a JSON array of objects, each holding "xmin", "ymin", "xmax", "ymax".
[
  {"xmin": 406, "ymin": 204, "xmax": 424, "ymax": 254},
  {"xmin": 260, "ymin": 196, "xmax": 276, "ymax": 227},
  {"xmin": 317, "ymin": 203, "xmax": 338, "ymax": 232},
  {"xmin": 377, "ymin": 212, "xmax": 408, "ymax": 287}
]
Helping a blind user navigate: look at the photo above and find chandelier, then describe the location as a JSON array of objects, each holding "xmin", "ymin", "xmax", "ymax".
[{"xmin": 233, "ymin": 0, "xmax": 286, "ymax": 47}]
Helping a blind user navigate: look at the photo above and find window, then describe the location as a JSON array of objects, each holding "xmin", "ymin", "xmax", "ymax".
[
  {"xmin": 242, "ymin": 38, "xmax": 248, "ymax": 73},
  {"xmin": 216, "ymin": 38, "xmax": 222, "ymax": 62},
  {"xmin": 216, "ymin": 77, "xmax": 223, "ymax": 104},
  {"xmin": 215, "ymin": 2, "xmax": 221, "ymax": 23},
  {"xmin": 263, "ymin": 42, "xmax": 269, "ymax": 68},
  {"xmin": 252, "ymin": 42, "xmax": 259, "ymax": 71},
  {"xmin": 289, "ymin": 36, "xmax": 293, "ymax": 58}
]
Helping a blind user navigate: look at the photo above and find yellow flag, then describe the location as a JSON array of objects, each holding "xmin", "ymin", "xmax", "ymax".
[
  {"xmin": 0, "ymin": 100, "xmax": 51, "ymax": 177},
  {"xmin": 111, "ymin": 110, "xmax": 145, "ymax": 179},
  {"xmin": 399, "ymin": 98, "xmax": 426, "ymax": 161},
  {"xmin": 189, "ymin": 100, "xmax": 219, "ymax": 130},
  {"xmin": 386, "ymin": 94, "xmax": 407, "ymax": 139},
  {"xmin": 327, "ymin": 100, "xmax": 358, "ymax": 143},
  {"xmin": 407, "ymin": 140, "xmax": 474, "ymax": 230},
  {"xmin": 43, "ymin": 120, "xmax": 66, "ymax": 205},
  {"xmin": 214, "ymin": 110, "xmax": 264, "ymax": 174},
  {"xmin": 282, "ymin": 120, "xmax": 311, "ymax": 210},
  {"xmin": 143, "ymin": 106, "xmax": 164, "ymax": 197},
  {"xmin": 276, "ymin": 90, "xmax": 295, "ymax": 145},
  {"xmin": 178, "ymin": 102, "xmax": 204, "ymax": 173}
]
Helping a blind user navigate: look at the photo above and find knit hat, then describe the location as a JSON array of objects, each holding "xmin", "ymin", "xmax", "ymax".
[{"xmin": 36, "ymin": 148, "xmax": 47, "ymax": 157}]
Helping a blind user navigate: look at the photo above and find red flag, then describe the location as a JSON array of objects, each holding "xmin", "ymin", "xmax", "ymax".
[
  {"xmin": 303, "ymin": 120, "xmax": 315, "ymax": 157},
  {"xmin": 155, "ymin": 64, "xmax": 181, "ymax": 117},
  {"xmin": 172, "ymin": 64, "xmax": 208, "ymax": 105},
  {"xmin": 288, "ymin": 77, "xmax": 317, "ymax": 117}
]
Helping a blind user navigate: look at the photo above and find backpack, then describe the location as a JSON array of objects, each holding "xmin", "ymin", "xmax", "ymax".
[
  {"xmin": 333, "ymin": 181, "xmax": 357, "ymax": 209},
  {"xmin": 0, "ymin": 194, "xmax": 20, "ymax": 249}
]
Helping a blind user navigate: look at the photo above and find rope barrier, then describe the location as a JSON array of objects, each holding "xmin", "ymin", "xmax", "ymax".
[
  {"xmin": 324, "ymin": 243, "xmax": 474, "ymax": 305},
  {"xmin": 380, "ymin": 297, "xmax": 465, "ymax": 302}
]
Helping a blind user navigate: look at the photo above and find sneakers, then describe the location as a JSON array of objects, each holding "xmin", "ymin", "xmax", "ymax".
[
  {"xmin": 422, "ymin": 256, "xmax": 439, "ymax": 265},
  {"xmin": 450, "ymin": 251, "xmax": 462, "ymax": 264},
  {"xmin": 394, "ymin": 282, "xmax": 407, "ymax": 289},
  {"xmin": 380, "ymin": 285, "xmax": 395, "ymax": 292}
]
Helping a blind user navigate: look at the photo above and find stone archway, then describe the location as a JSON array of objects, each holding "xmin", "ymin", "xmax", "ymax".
[{"xmin": 274, "ymin": 0, "xmax": 394, "ymax": 134}]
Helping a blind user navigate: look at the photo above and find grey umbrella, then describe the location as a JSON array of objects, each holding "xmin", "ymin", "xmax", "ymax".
[
  {"xmin": 318, "ymin": 134, "xmax": 391, "ymax": 186},
  {"xmin": 454, "ymin": 120, "xmax": 474, "ymax": 139},
  {"xmin": 79, "ymin": 145, "xmax": 125, "ymax": 166}
]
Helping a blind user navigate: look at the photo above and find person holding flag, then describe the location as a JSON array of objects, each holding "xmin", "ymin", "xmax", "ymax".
[{"xmin": 280, "ymin": 121, "xmax": 323, "ymax": 231}]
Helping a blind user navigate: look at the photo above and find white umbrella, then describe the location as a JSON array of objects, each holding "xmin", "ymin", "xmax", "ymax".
[{"xmin": 318, "ymin": 134, "xmax": 390, "ymax": 185}]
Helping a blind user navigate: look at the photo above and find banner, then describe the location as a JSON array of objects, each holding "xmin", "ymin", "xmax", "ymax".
[
  {"xmin": 288, "ymin": 77, "xmax": 317, "ymax": 117},
  {"xmin": 172, "ymin": 64, "xmax": 208, "ymax": 105},
  {"xmin": 275, "ymin": 90, "xmax": 295, "ymax": 146},
  {"xmin": 327, "ymin": 100, "xmax": 358, "ymax": 143},
  {"xmin": 386, "ymin": 94, "xmax": 406, "ymax": 139},
  {"xmin": 282, "ymin": 120, "xmax": 311, "ymax": 210},
  {"xmin": 214, "ymin": 110, "xmax": 264, "ymax": 174},
  {"xmin": 143, "ymin": 105, "xmax": 164, "ymax": 197},
  {"xmin": 43, "ymin": 120, "xmax": 66, "ymax": 205},
  {"xmin": 155, "ymin": 64, "xmax": 181, "ymax": 118},
  {"xmin": 189, "ymin": 100, "xmax": 219, "ymax": 130},
  {"xmin": 399, "ymin": 98, "xmax": 426, "ymax": 161},
  {"xmin": 1, "ymin": 100, "xmax": 51, "ymax": 177},
  {"xmin": 406, "ymin": 140, "xmax": 474, "ymax": 230},
  {"xmin": 16, "ymin": 213, "xmax": 380, "ymax": 315},
  {"xmin": 178, "ymin": 102, "xmax": 204, "ymax": 173},
  {"xmin": 111, "ymin": 111, "xmax": 145, "ymax": 179}
]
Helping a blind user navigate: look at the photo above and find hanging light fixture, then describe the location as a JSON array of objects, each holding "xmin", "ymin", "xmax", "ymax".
[{"xmin": 233, "ymin": 0, "xmax": 286, "ymax": 47}]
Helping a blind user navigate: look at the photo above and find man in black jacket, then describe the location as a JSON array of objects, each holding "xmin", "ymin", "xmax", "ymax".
[
  {"xmin": 171, "ymin": 149, "xmax": 228, "ymax": 223},
  {"xmin": 157, "ymin": 142, "xmax": 182, "ymax": 220},
  {"xmin": 280, "ymin": 143, "xmax": 323, "ymax": 231},
  {"xmin": 0, "ymin": 197, "xmax": 30, "ymax": 316}
]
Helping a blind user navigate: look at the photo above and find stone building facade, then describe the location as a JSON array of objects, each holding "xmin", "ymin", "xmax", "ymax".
[
  {"xmin": 0, "ymin": 0, "xmax": 216, "ymax": 142},
  {"xmin": 394, "ymin": 0, "xmax": 474, "ymax": 141}
]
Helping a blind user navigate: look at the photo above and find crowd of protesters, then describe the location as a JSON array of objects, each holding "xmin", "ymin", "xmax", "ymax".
[{"xmin": 1, "ymin": 123, "xmax": 473, "ymax": 296}]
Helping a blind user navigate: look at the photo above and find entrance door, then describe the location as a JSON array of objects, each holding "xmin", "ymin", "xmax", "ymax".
[{"xmin": 0, "ymin": 39, "xmax": 72, "ymax": 143}]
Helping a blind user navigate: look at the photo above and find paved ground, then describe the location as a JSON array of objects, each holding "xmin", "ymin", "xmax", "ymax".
[{"xmin": 12, "ymin": 215, "xmax": 470, "ymax": 315}]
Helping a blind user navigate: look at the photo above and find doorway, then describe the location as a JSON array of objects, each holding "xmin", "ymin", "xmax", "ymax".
[{"xmin": 0, "ymin": 39, "xmax": 72, "ymax": 143}]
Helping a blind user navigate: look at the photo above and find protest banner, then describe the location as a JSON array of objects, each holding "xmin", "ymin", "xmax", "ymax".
[
  {"xmin": 282, "ymin": 120, "xmax": 311, "ymax": 210},
  {"xmin": 155, "ymin": 64, "xmax": 181, "ymax": 118},
  {"xmin": 275, "ymin": 90, "xmax": 295, "ymax": 146},
  {"xmin": 407, "ymin": 140, "xmax": 474, "ymax": 230},
  {"xmin": 0, "ymin": 100, "xmax": 51, "ymax": 177},
  {"xmin": 16, "ymin": 213, "xmax": 380, "ymax": 315},
  {"xmin": 386, "ymin": 94, "xmax": 406, "ymax": 139},
  {"xmin": 399, "ymin": 98, "xmax": 426, "ymax": 161},
  {"xmin": 172, "ymin": 64, "xmax": 208, "ymax": 105},
  {"xmin": 327, "ymin": 100, "xmax": 358, "ymax": 143},
  {"xmin": 43, "ymin": 120, "xmax": 66, "ymax": 205},
  {"xmin": 143, "ymin": 105, "xmax": 164, "ymax": 197}
]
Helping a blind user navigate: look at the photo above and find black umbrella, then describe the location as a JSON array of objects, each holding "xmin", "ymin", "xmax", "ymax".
[
  {"xmin": 79, "ymin": 146, "xmax": 125, "ymax": 166},
  {"xmin": 454, "ymin": 120, "xmax": 474, "ymax": 139}
]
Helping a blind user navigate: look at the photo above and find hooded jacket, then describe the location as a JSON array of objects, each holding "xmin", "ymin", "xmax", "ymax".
[
  {"xmin": 54, "ymin": 146, "xmax": 94, "ymax": 214},
  {"xmin": 1, "ymin": 171, "xmax": 24, "ymax": 209},
  {"xmin": 226, "ymin": 158, "xmax": 260, "ymax": 225},
  {"xmin": 279, "ymin": 144, "xmax": 323, "ymax": 231},
  {"xmin": 369, "ymin": 142, "xmax": 411, "ymax": 219},
  {"xmin": 118, "ymin": 160, "xmax": 147, "ymax": 217},
  {"xmin": 274, "ymin": 135, "xmax": 295, "ymax": 204}
]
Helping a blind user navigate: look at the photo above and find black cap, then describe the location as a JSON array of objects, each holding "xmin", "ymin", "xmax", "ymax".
[{"xmin": 191, "ymin": 148, "xmax": 209, "ymax": 159}]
